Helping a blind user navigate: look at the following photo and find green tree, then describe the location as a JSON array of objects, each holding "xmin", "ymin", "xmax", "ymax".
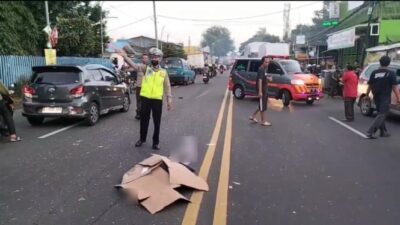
[
  {"xmin": 200, "ymin": 26, "xmax": 235, "ymax": 57},
  {"xmin": 0, "ymin": 2, "xmax": 40, "ymax": 55},
  {"xmin": 238, "ymin": 28, "xmax": 280, "ymax": 52},
  {"xmin": 290, "ymin": 1, "xmax": 330, "ymax": 43},
  {"xmin": 56, "ymin": 16, "xmax": 96, "ymax": 57},
  {"xmin": 21, "ymin": 1, "xmax": 109, "ymax": 56},
  {"xmin": 163, "ymin": 43, "xmax": 187, "ymax": 59}
]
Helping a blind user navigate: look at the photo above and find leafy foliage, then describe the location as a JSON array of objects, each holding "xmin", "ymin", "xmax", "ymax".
[
  {"xmin": 0, "ymin": 1, "xmax": 109, "ymax": 56},
  {"xmin": 163, "ymin": 43, "xmax": 187, "ymax": 59},
  {"xmin": 290, "ymin": 1, "xmax": 330, "ymax": 44},
  {"xmin": 200, "ymin": 26, "xmax": 235, "ymax": 57},
  {"xmin": 0, "ymin": 2, "xmax": 40, "ymax": 55}
]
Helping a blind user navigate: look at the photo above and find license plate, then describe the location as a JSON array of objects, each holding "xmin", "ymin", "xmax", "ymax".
[{"xmin": 42, "ymin": 107, "xmax": 63, "ymax": 114}]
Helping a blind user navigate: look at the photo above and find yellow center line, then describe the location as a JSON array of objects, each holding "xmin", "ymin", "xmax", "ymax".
[
  {"xmin": 181, "ymin": 89, "xmax": 229, "ymax": 225},
  {"xmin": 212, "ymin": 92, "xmax": 233, "ymax": 225}
]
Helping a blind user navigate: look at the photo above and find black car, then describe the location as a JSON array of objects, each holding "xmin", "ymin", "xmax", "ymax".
[{"xmin": 22, "ymin": 64, "xmax": 131, "ymax": 126}]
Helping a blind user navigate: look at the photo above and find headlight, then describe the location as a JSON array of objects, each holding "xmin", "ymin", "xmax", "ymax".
[{"xmin": 291, "ymin": 79, "xmax": 305, "ymax": 85}]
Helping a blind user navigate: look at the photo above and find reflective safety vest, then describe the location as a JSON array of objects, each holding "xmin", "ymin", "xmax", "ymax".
[{"xmin": 140, "ymin": 66, "xmax": 167, "ymax": 100}]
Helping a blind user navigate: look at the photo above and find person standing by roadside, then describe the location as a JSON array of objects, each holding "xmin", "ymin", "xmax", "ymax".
[
  {"xmin": 119, "ymin": 48, "xmax": 173, "ymax": 150},
  {"xmin": 0, "ymin": 81, "xmax": 21, "ymax": 142},
  {"xmin": 366, "ymin": 56, "xmax": 400, "ymax": 138},
  {"xmin": 354, "ymin": 60, "xmax": 362, "ymax": 78},
  {"xmin": 121, "ymin": 54, "xmax": 149, "ymax": 120},
  {"xmin": 341, "ymin": 64, "xmax": 358, "ymax": 122},
  {"xmin": 249, "ymin": 56, "xmax": 273, "ymax": 126}
]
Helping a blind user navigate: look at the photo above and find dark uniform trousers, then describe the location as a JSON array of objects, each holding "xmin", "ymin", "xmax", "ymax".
[
  {"xmin": 140, "ymin": 96, "xmax": 163, "ymax": 145},
  {"xmin": 135, "ymin": 87, "xmax": 141, "ymax": 117}
]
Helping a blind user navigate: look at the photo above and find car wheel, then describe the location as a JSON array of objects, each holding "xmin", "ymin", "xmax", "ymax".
[
  {"xmin": 120, "ymin": 94, "xmax": 130, "ymax": 112},
  {"xmin": 306, "ymin": 99, "xmax": 314, "ymax": 105},
  {"xmin": 184, "ymin": 77, "xmax": 189, "ymax": 86},
  {"xmin": 233, "ymin": 85, "xmax": 245, "ymax": 99},
  {"xmin": 27, "ymin": 116, "xmax": 44, "ymax": 126},
  {"xmin": 281, "ymin": 90, "xmax": 291, "ymax": 106},
  {"xmin": 360, "ymin": 96, "xmax": 374, "ymax": 116},
  {"xmin": 85, "ymin": 102, "xmax": 99, "ymax": 126}
]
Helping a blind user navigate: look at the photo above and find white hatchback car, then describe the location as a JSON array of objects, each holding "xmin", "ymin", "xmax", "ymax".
[{"xmin": 357, "ymin": 62, "xmax": 400, "ymax": 116}]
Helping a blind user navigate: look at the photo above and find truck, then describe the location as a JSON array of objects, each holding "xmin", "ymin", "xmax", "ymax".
[
  {"xmin": 258, "ymin": 42, "xmax": 290, "ymax": 59},
  {"xmin": 187, "ymin": 53, "xmax": 205, "ymax": 74}
]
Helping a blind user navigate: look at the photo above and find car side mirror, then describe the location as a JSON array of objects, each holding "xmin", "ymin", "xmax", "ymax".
[{"xmin": 276, "ymin": 69, "xmax": 283, "ymax": 75}]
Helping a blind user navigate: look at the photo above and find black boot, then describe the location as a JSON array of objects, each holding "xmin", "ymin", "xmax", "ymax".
[
  {"xmin": 135, "ymin": 140, "xmax": 145, "ymax": 147},
  {"xmin": 152, "ymin": 143, "xmax": 160, "ymax": 150}
]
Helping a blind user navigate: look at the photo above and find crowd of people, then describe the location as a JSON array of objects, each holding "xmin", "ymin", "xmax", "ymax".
[{"xmin": 1, "ymin": 53, "xmax": 399, "ymax": 144}]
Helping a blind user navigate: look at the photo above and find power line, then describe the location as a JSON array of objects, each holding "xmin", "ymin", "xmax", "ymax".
[
  {"xmin": 107, "ymin": 5, "xmax": 132, "ymax": 17},
  {"xmin": 157, "ymin": 2, "xmax": 319, "ymax": 22},
  {"xmin": 108, "ymin": 16, "xmax": 151, "ymax": 32}
]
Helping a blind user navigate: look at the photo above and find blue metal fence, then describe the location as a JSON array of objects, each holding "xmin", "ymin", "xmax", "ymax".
[{"xmin": 0, "ymin": 55, "xmax": 113, "ymax": 86}]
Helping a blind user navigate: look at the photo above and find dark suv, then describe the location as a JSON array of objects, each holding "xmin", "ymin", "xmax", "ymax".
[{"xmin": 22, "ymin": 64, "xmax": 130, "ymax": 126}]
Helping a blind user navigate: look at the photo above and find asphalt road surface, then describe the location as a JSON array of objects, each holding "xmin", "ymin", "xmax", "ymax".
[{"xmin": 1, "ymin": 72, "xmax": 400, "ymax": 225}]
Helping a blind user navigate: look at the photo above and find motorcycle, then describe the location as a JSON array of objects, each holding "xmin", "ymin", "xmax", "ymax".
[
  {"xmin": 219, "ymin": 68, "xmax": 224, "ymax": 75},
  {"xmin": 203, "ymin": 72, "xmax": 210, "ymax": 84},
  {"xmin": 0, "ymin": 84, "xmax": 15, "ymax": 137}
]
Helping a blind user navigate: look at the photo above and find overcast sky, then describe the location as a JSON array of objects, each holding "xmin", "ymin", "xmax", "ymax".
[{"xmin": 103, "ymin": 1, "xmax": 324, "ymax": 51}]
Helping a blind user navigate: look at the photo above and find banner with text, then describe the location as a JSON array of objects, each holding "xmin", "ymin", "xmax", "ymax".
[{"xmin": 327, "ymin": 28, "xmax": 356, "ymax": 50}]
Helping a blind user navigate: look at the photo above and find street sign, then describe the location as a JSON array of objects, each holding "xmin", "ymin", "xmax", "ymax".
[
  {"xmin": 323, "ymin": 20, "xmax": 339, "ymax": 27},
  {"xmin": 296, "ymin": 35, "xmax": 306, "ymax": 45},
  {"xmin": 45, "ymin": 49, "xmax": 57, "ymax": 65}
]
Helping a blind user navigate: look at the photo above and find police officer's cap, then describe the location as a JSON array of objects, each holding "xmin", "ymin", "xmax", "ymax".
[{"xmin": 149, "ymin": 47, "xmax": 163, "ymax": 57}]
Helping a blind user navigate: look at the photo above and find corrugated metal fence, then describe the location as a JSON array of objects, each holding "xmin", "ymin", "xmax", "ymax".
[{"xmin": 0, "ymin": 55, "xmax": 113, "ymax": 86}]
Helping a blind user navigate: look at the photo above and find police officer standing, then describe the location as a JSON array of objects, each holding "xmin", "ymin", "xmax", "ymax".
[{"xmin": 119, "ymin": 48, "xmax": 173, "ymax": 150}]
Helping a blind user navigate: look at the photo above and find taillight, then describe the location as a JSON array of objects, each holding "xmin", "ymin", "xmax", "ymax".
[
  {"xmin": 23, "ymin": 86, "xmax": 36, "ymax": 98},
  {"xmin": 70, "ymin": 85, "xmax": 85, "ymax": 98}
]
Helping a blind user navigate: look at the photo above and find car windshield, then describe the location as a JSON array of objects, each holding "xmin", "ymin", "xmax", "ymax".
[
  {"xmin": 32, "ymin": 72, "xmax": 80, "ymax": 85},
  {"xmin": 279, "ymin": 61, "xmax": 302, "ymax": 74},
  {"xmin": 164, "ymin": 58, "xmax": 182, "ymax": 68}
]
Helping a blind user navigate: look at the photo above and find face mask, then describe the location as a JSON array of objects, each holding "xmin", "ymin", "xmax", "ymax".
[{"xmin": 151, "ymin": 60, "xmax": 159, "ymax": 67}]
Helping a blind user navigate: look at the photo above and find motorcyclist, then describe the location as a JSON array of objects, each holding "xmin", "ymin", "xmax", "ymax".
[
  {"xmin": 0, "ymin": 81, "xmax": 21, "ymax": 142},
  {"xmin": 203, "ymin": 63, "xmax": 210, "ymax": 75},
  {"xmin": 211, "ymin": 64, "xmax": 217, "ymax": 76}
]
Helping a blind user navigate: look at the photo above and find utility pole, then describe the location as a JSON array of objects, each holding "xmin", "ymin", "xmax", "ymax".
[
  {"xmin": 188, "ymin": 36, "xmax": 191, "ymax": 54},
  {"xmin": 283, "ymin": 3, "xmax": 291, "ymax": 42},
  {"xmin": 160, "ymin": 25, "xmax": 165, "ymax": 51},
  {"xmin": 153, "ymin": 1, "xmax": 159, "ymax": 49},
  {"xmin": 361, "ymin": 1, "xmax": 377, "ymax": 67},
  {"xmin": 44, "ymin": 1, "xmax": 51, "ymax": 49},
  {"xmin": 100, "ymin": 2, "xmax": 104, "ymax": 56}
]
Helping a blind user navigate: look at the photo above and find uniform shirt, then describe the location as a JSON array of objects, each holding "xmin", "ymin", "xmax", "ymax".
[
  {"xmin": 142, "ymin": 66, "xmax": 172, "ymax": 99},
  {"xmin": 120, "ymin": 55, "xmax": 148, "ymax": 87},
  {"xmin": 368, "ymin": 68, "xmax": 397, "ymax": 100},
  {"xmin": 342, "ymin": 70, "xmax": 358, "ymax": 98},
  {"xmin": 0, "ymin": 81, "xmax": 10, "ymax": 101}
]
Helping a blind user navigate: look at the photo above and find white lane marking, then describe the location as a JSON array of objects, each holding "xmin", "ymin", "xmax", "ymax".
[
  {"xmin": 329, "ymin": 116, "xmax": 368, "ymax": 139},
  {"xmin": 196, "ymin": 90, "xmax": 209, "ymax": 98},
  {"xmin": 38, "ymin": 122, "xmax": 81, "ymax": 139}
]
